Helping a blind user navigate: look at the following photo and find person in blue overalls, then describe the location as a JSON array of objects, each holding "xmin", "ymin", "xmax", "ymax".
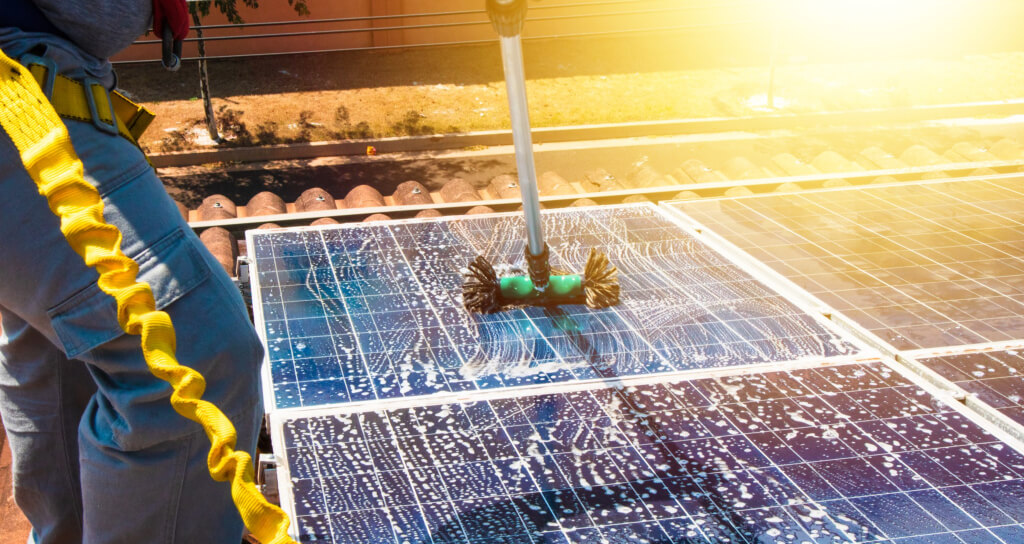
[{"xmin": 0, "ymin": 2, "xmax": 265, "ymax": 542}]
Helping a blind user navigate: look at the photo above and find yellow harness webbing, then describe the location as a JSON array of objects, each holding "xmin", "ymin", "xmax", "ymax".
[
  {"xmin": 0, "ymin": 48, "xmax": 296, "ymax": 544},
  {"xmin": 24, "ymin": 63, "xmax": 155, "ymax": 147}
]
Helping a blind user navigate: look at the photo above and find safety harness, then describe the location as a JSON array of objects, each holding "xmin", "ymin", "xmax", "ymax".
[
  {"xmin": 21, "ymin": 54, "xmax": 155, "ymax": 148},
  {"xmin": 0, "ymin": 47, "xmax": 296, "ymax": 544}
]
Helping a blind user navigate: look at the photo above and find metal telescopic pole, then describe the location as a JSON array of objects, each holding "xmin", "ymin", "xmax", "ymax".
[
  {"xmin": 499, "ymin": 35, "xmax": 545, "ymax": 256},
  {"xmin": 487, "ymin": 0, "xmax": 551, "ymax": 288}
]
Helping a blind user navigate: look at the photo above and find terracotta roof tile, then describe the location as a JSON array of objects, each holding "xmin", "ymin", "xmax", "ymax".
[
  {"xmin": 488, "ymin": 174, "xmax": 520, "ymax": 199},
  {"xmin": 172, "ymin": 137, "xmax": 1024, "ymax": 278},
  {"xmin": 538, "ymin": 171, "xmax": 575, "ymax": 195},
  {"xmin": 626, "ymin": 164, "xmax": 668, "ymax": 189},
  {"xmin": 678, "ymin": 159, "xmax": 726, "ymax": 183},
  {"xmin": 174, "ymin": 200, "xmax": 189, "ymax": 220},
  {"xmin": 580, "ymin": 168, "xmax": 624, "ymax": 192},
  {"xmin": 198, "ymin": 194, "xmax": 237, "ymax": 221},
  {"xmin": 439, "ymin": 178, "xmax": 482, "ymax": 203},
  {"xmin": 296, "ymin": 187, "xmax": 337, "ymax": 212},
  {"xmin": 671, "ymin": 190, "xmax": 700, "ymax": 200},
  {"xmin": 345, "ymin": 185, "xmax": 386, "ymax": 208},
  {"xmin": 199, "ymin": 227, "xmax": 238, "ymax": 276},
  {"xmin": 247, "ymin": 191, "xmax": 288, "ymax": 217},
  {"xmin": 415, "ymin": 209, "xmax": 443, "ymax": 218},
  {"xmin": 621, "ymin": 194, "xmax": 652, "ymax": 203},
  {"xmin": 393, "ymin": 181, "xmax": 433, "ymax": 206}
]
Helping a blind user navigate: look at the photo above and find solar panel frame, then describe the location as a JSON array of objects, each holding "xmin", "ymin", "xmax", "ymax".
[
  {"xmin": 268, "ymin": 357, "xmax": 1024, "ymax": 544},
  {"xmin": 664, "ymin": 177, "xmax": 1024, "ymax": 352},
  {"xmin": 247, "ymin": 190, "xmax": 1024, "ymax": 543},
  {"xmin": 907, "ymin": 341, "xmax": 1024, "ymax": 431},
  {"xmin": 247, "ymin": 203, "xmax": 863, "ymax": 414}
]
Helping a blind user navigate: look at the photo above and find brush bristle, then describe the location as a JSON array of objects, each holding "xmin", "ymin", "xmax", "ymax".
[
  {"xmin": 583, "ymin": 248, "xmax": 620, "ymax": 308},
  {"xmin": 463, "ymin": 255, "xmax": 501, "ymax": 313}
]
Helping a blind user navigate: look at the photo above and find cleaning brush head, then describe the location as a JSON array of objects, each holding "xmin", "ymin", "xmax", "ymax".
[
  {"xmin": 463, "ymin": 255, "xmax": 502, "ymax": 314},
  {"xmin": 463, "ymin": 248, "xmax": 619, "ymax": 313},
  {"xmin": 582, "ymin": 249, "xmax": 620, "ymax": 309}
]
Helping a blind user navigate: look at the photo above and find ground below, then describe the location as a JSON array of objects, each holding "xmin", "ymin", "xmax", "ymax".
[
  {"xmin": 112, "ymin": 35, "xmax": 1024, "ymax": 154},
  {"xmin": 0, "ymin": 419, "xmax": 32, "ymax": 543}
]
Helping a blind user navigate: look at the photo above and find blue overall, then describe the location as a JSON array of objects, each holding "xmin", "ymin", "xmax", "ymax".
[{"xmin": 0, "ymin": 27, "xmax": 265, "ymax": 544}]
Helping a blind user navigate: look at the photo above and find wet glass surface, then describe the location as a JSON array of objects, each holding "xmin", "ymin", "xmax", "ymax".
[
  {"xmin": 919, "ymin": 348, "xmax": 1024, "ymax": 426},
  {"xmin": 250, "ymin": 204, "xmax": 856, "ymax": 410},
  {"xmin": 282, "ymin": 361, "xmax": 1024, "ymax": 543},
  {"xmin": 672, "ymin": 178, "xmax": 1024, "ymax": 351}
]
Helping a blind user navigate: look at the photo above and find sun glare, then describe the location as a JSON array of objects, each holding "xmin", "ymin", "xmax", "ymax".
[
  {"xmin": 784, "ymin": 0, "xmax": 960, "ymax": 54},
  {"xmin": 798, "ymin": 0, "xmax": 942, "ymax": 25}
]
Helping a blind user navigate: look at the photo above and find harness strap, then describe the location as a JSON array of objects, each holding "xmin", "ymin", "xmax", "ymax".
[
  {"xmin": 23, "ymin": 58, "xmax": 155, "ymax": 146},
  {"xmin": 0, "ymin": 45, "xmax": 296, "ymax": 544}
]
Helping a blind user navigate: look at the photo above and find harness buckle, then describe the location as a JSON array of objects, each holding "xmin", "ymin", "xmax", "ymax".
[
  {"xmin": 82, "ymin": 77, "xmax": 119, "ymax": 136},
  {"xmin": 18, "ymin": 53, "xmax": 56, "ymax": 99}
]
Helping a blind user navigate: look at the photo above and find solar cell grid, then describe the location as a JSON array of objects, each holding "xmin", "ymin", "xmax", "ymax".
[
  {"xmin": 277, "ymin": 360, "xmax": 1024, "ymax": 543},
  {"xmin": 670, "ymin": 178, "xmax": 1024, "ymax": 350},
  {"xmin": 250, "ymin": 204, "xmax": 857, "ymax": 411},
  {"xmin": 915, "ymin": 347, "xmax": 1024, "ymax": 428}
]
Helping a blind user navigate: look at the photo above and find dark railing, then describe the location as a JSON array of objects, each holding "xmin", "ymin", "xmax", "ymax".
[{"xmin": 116, "ymin": 0, "xmax": 765, "ymax": 63}]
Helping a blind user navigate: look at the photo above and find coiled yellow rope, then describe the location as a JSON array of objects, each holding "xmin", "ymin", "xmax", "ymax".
[{"xmin": 0, "ymin": 47, "xmax": 295, "ymax": 544}]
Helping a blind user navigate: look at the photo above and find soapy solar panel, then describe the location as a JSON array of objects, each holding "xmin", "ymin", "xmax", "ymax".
[
  {"xmin": 248, "ymin": 204, "xmax": 857, "ymax": 411},
  {"xmin": 275, "ymin": 360, "xmax": 1024, "ymax": 543},
  {"xmin": 913, "ymin": 346, "xmax": 1024, "ymax": 427},
  {"xmin": 669, "ymin": 178, "xmax": 1024, "ymax": 351}
]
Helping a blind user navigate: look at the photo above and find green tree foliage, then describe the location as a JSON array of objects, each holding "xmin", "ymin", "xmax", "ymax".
[{"xmin": 190, "ymin": 0, "xmax": 310, "ymax": 23}]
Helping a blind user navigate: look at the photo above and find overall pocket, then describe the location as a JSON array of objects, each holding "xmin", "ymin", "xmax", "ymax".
[{"xmin": 47, "ymin": 228, "xmax": 210, "ymax": 358}]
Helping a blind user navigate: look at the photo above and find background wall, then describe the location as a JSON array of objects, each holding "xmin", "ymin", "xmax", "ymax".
[{"xmin": 112, "ymin": 0, "xmax": 1024, "ymax": 65}]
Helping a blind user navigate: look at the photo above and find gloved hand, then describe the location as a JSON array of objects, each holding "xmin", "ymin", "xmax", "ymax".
[
  {"xmin": 153, "ymin": 0, "xmax": 188, "ymax": 71},
  {"xmin": 153, "ymin": 0, "xmax": 189, "ymax": 41}
]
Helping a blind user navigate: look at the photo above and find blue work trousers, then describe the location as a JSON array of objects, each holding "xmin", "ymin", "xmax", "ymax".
[{"xmin": 0, "ymin": 34, "xmax": 264, "ymax": 543}]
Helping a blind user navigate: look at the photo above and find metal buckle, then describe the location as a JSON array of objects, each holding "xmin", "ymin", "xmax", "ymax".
[
  {"xmin": 82, "ymin": 77, "xmax": 119, "ymax": 136},
  {"xmin": 18, "ymin": 53, "xmax": 56, "ymax": 99}
]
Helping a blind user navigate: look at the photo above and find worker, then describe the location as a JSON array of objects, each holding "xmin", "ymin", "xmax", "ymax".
[{"xmin": 0, "ymin": 1, "xmax": 265, "ymax": 543}]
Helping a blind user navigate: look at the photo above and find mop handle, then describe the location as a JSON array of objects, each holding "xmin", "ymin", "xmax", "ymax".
[{"xmin": 488, "ymin": 0, "xmax": 546, "ymax": 259}]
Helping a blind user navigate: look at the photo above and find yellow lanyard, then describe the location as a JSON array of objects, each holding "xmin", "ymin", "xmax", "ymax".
[{"xmin": 0, "ymin": 47, "xmax": 296, "ymax": 544}]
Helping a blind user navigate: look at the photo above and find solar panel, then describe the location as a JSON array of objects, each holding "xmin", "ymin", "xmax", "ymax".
[
  {"xmin": 668, "ymin": 178, "xmax": 1024, "ymax": 351},
  {"xmin": 912, "ymin": 345, "xmax": 1024, "ymax": 428},
  {"xmin": 248, "ymin": 204, "xmax": 858, "ymax": 411},
  {"xmin": 273, "ymin": 360, "xmax": 1024, "ymax": 543}
]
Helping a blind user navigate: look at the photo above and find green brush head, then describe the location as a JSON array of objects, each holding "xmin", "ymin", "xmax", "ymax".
[
  {"xmin": 463, "ymin": 249, "xmax": 619, "ymax": 314},
  {"xmin": 500, "ymin": 274, "xmax": 583, "ymax": 302}
]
